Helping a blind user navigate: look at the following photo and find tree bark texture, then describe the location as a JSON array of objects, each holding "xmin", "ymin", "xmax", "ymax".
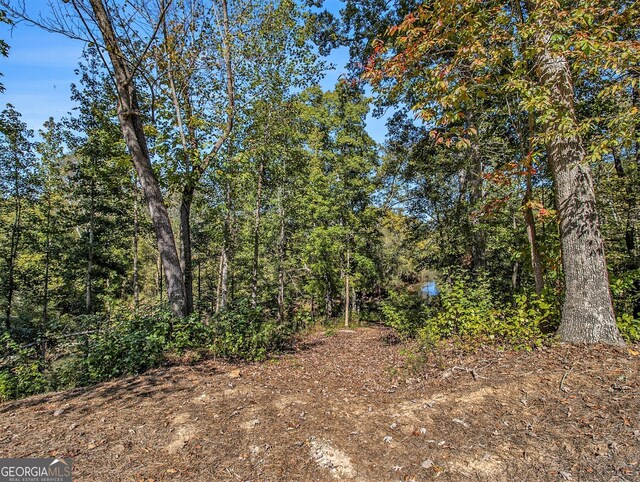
[{"xmin": 534, "ymin": 18, "xmax": 622, "ymax": 344}]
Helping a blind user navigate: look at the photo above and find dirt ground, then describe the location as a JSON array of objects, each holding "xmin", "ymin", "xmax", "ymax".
[{"xmin": 1, "ymin": 326, "xmax": 639, "ymax": 481}]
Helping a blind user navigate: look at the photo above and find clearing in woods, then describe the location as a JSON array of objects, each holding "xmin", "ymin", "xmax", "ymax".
[{"xmin": 1, "ymin": 327, "xmax": 638, "ymax": 481}]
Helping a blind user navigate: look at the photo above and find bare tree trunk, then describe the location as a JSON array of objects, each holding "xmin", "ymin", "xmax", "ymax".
[
  {"xmin": 277, "ymin": 194, "xmax": 286, "ymax": 323},
  {"xmin": 156, "ymin": 252, "xmax": 163, "ymax": 303},
  {"xmin": 523, "ymin": 171, "xmax": 544, "ymax": 294},
  {"xmin": 251, "ymin": 160, "xmax": 264, "ymax": 309},
  {"xmin": 180, "ymin": 187, "xmax": 195, "ymax": 314},
  {"xmin": 133, "ymin": 179, "xmax": 140, "ymax": 310},
  {"xmin": 468, "ymin": 143, "xmax": 485, "ymax": 272},
  {"xmin": 5, "ymin": 166, "xmax": 21, "ymax": 330},
  {"xmin": 41, "ymin": 190, "xmax": 51, "ymax": 359},
  {"xmin": 88, "ymin": 0, "xmax": 186, "ymax": 317},
  {"xmin": 218, "ymin": 179, "xmax": 233, "ymax": 311},
  {"xmin": 85, "ymin": 181, "xmax": 95, "ymax": 314},
  {"xmin": 522, "ymin": 113, "xmax": 545, "ymax": 294},
  {"xmin": 534, "ymin": 15, "xmax": 622, "ymax": 344},
  {"xmin": 344, "ymin": 247, "xmax": 350, "ymax": 328},
  {"xmin": 215, "ymin": 251, "xmax": 223, "ymax": 313}
]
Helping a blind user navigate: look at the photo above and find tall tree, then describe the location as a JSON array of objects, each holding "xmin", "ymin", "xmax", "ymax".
[
  {"xmin": 82, "ymin": 0, "xmax": 186, "ymax": 317},
  {"xmin": 0, "ymin": 105, "xmax": 35, "ymax": 330},
  {"xmin": 364, "ymin": 0, "xmax": 634, "ymax": 344}
]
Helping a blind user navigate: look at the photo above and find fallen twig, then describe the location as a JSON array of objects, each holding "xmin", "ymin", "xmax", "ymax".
[{"xmin": 560, "ymin": 367, "xmax": 574, "ymax": 392}]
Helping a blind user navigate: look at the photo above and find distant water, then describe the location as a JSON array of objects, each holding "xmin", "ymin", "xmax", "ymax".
[{"xmin": 421, "ymin": 281, "xmax": 439, "ymax": 297}]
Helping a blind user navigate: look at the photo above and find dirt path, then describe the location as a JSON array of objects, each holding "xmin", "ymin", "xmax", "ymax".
[{"xmin": 1, "ymin": 327, "xmax": 639, "ymax": 481}]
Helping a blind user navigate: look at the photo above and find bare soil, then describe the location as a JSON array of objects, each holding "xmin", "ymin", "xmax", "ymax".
[{"xmin": 1, "ymin": 327, "xmax": 639, "ymax": 481}]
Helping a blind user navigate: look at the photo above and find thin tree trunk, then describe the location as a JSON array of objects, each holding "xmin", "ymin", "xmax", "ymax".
[
  {"xmin": 219, "ymin": 179, "xmax": 233, "ymax": 311},
  {"xmin": 133, "ymin": 179, "xmax": 140, "ymax": 311},
  {"xmin": 180, "ymin": 187, "xmax": 195, "ymax": 314},
  {"xmin": 534, "ymin": 13, "xmax": 622, "ymax": 344},
  {"xmin": 197, "ymin": 258, "xmax": 201, "ymax": 309},
  {"xmin": 523, "ymin": 171, "xmax": 544, "ymax": 294},
  {"xmin": 161, "ymin": 0, "xmax": 235, "ymax": 316},
  {"xmin": 5, "ymin": 165, "xmax": 21, "ymax": 330},
  {"xmin": 42, "ymin": 190, "xmax": 51, "ymax": 359},
  {"xmin": 277, "ymin": 193, "xmax": 286, "ymax": 323},
  {"xmin": 85, "ymin": 181, "xmax": 95, "ymax": 314},
  {"xmin": 251, "ymin": 160, "xmax": 264, "ymax": 309},
  {"xmin": 344, "ymin": 247, "xmax": 350, "ymax": 328},
  {"xmin": 523, "ymin": 113, "xmax": 545, "ymax": 294},
  {"xmin": 88, "ymin": 0, "xmax": 186, "ymax": 317},
  {"xmin": 157, "ymin": 253, "xmax": 163, "ymax": 303},
  {"xmin": 215, "ymin": 251, "xmax": 223, "ymax": 313},
  {"xmin": 468, "ymin": 142, "xmax": 485, "ymax": 271}
]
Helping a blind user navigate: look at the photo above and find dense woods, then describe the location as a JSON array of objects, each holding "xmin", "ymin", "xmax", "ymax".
[{"xmin": 0, "ymin": 0, "xmax": 638, "ymax": 401}]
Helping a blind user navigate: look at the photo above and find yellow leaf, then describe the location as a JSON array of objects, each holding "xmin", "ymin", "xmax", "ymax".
[{"xmin": 628, "ymin": 349, "xmax": 639, "ymax": 357}]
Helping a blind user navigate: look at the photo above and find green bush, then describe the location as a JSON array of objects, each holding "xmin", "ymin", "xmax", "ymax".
[
  {"xmin": 380, "ymin": 289, "xmax": 432, "ymax": 339},
  {"xmin": 73, "ymin": 309, "xmax": 173, "ymax": 385},
  {"xmin": 0, "ymin": 302, "xmax": 305, "ymax": 401},
  {"xmin": 211, "ymin": 301, "xmax": 292, "ymax": 361},
  {"xmin": 0, "ymin": 332, "xmax": 47, "ymax": 402},
  {"xmin": 427, "ymin": 275, "xmax": 555, "ymax": 349},
  {"xmin": 617, "ymin": 313, "xmax": 640, "ymax": 344},
  {"xmin": 383, "ymin": 274, "xmax": 556, "ymax": 351}
]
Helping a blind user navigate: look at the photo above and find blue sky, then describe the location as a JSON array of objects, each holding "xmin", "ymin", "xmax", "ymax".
[{"xmin": 0, "ymin": 0, "xmax": 388, "ymax": 143}]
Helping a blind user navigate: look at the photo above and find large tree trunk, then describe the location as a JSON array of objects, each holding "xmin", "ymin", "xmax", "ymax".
[
  {"xmin": 534, "ymin": 18, "xmax": 622, "ymax": 344},
  {"xmin": 88, "ymin": 0, "xmax": 186, "ymax": 317}
]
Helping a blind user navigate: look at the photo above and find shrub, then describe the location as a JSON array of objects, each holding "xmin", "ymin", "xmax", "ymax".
[
  {"xmin": 0, "ymin": 332, "xmax": 47, "ymax": 402},
  {"xmin": 73, "ymin": 309, "xmax": 173, "ymax": 385},
  {"xmin": 211, "ymin": 301, "xmax": 292, "ymax": 361},
  {"xmin": 617, "ymin": 313, "xmax": 640, "ymax": 344},
  {"xmin": 380, "ymin": 289, "xmax": 432, "ymax": 339},
  {"xmin": 384, "ymin": 274, "xmax": 556, "ymax": 351}
]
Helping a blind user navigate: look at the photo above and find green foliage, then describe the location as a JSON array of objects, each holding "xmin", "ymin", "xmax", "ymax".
[
  {"xmin": 0, "ymin": 332, "xmax": 46, "ymax": 402},
  {"xmin": 617, "ymin": 313, "xmax": 640, "ymax": 344},
  {"xmin": 380, "ymin": 289, "xmax": 431, "ymax": 339},
  {"xmin": 429, "ymin": 276, "xmax": 556, "ymax": 349},
  {"xmin": 211, "ymin": 301, "xmax": 292, "ymax": 361},
  {"xmin": 383, "ymin": 275, "xmax": 557, "ymax": 352},
  {"xmin": 71, "ymin": 310, "xmax": 173, "ymax": 385}
]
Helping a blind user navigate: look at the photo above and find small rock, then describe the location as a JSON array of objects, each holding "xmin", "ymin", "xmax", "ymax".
[
  {"xmin": 383, "ymin": 436, "xmax": 393, "ymax": 443},
  {"xmin": 421, "ymin": 459, "xmax": 434, "ymax": 469},
  {"xmin": 390, "ymin": 422, "xmax": 397, "ymax": 430},
  {"xmin": 452, "ymin": 418, "xmax": 469, "ymax": 428},
  {"xmin": 229, "ymin": 369, "xmax": 241, "ymax": 378},
  {"xmin": 53, "ymin": 409, "xmax": 65, "ymax": 417}
]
